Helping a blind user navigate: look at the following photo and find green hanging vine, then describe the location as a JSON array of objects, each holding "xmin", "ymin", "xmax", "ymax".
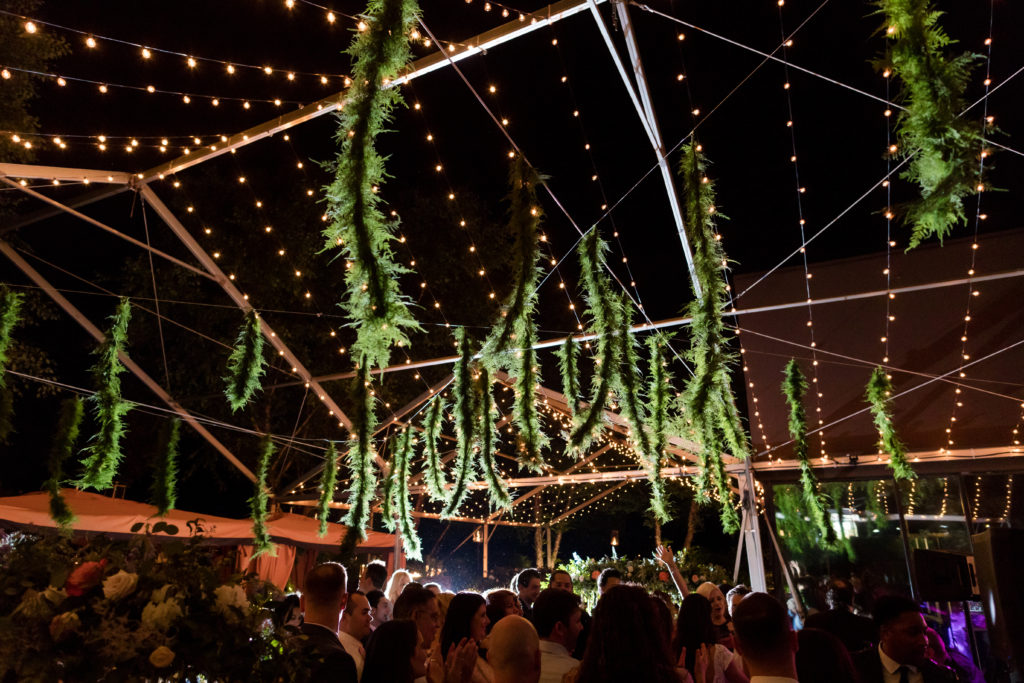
[
  {"xmin": 442, "ymin": 328, "xmax": 478, "ymax": 518},
  {"xmin": 382, "ymin": 426, "xmax": 422, "ymax": 559},
  {"xmin": 476, "ymin": 366, "xmax": 511, "ymax": 508},
  {"xmin": 150, "ymin": 419, "xmax": 181, "ymax": 517},
  {"xmin": 557, "ymin": 336, "xmax": 582, "ymax": 419},
  {"xmin": 343, "ymin": 365, "xmax": 378, "ymax": 551},
  {"xmin": 865, "ymin": 366, "xmax": 916, "ymax": 480},
  {"xmin": 421, "ymin": 396, "xmax": 449, "ymax": 504},
  {"xmin": 611, "ymin": 302, "xmax": 653, "ymax": 464},
  {"xmin": 316, "ymin": 441, "xmax": 340, "ymax": 536},
  {"xmin": 45, "ymin": 397, "xmax": 83, "ymax": 531},
  {"xmin": 250, "ymin": 436, "xmax": 276, "ymax": 557},
  {"xmin": 512, "ymin": 322, "xmax": 548, "ymax": 471},
  {"xmin": 77, "ymin": 297, "xmax": 132, "ymax": 491},
  {"xmin": 645, "ymin": 336, "xmax": 672, "ymax": 523},
  {"xmin": 781, "ymin": 360, "xmax": 833, "ymax": 542},
  {"xmin": 873, "ymin": 0, "xmax": 986, "ymax": 249},
  {"xmin": 323, "ymin": 0, "xmax": 422, "ymax": 370},
  {"xmin": 0, "ymin": 286, "xmax": 24, "ymax": 444},
  {"xmin": 224, "ymin": 310, "xmax": 267, "ymax": 412},
  {"xmin": 678, "ymin": 142, "xmax": 746, "ymax": 533}
]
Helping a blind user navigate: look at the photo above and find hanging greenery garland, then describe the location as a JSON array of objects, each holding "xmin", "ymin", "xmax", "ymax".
[
  {"xmin": 45, "ymin": 396, "xmax": 83, "ymax": 531},
  {"xmin": 224, "ymin": 310, "xmax": 267, "ymax": 413},
  {"xmin": 250, "ymin": 436, "xmax": 276, "ymax": 557},
  {"xmin": 383, "ymin": 425, "xmax": 422, "ymax": 560},
  {"xmin": 421, "ymin": 396, "xmax": 450, "ymax": 504},
  {"xmin": 781, "ymin": 360, "xmax": 833, "ymax": 542},
  {"xmin": 645, "ymin": 335, "xmax": 672, "ymax": 523},
  {"xmin": 343, "ymin": 365, "xmax": 378, "ymax": 551},
  {"xmin": 678, "ymin": 143, "xmax": 746, "ymax": 533},
  {"xmin": 380, "ymin": 433, "xmax": 400, "ymax": 528},
  {"xmin": 322, "ymin": 0, "xmax": 422, "ymax": 370},
  {"xmin": 611, "ymin": 301, "xmax": 653, "ymax": 463},
  {"xmin": 569, "ymin": 231, "xmax": 625, "ymax": 452},
  {"xmin": 873, "ymin": 0, "xmax": 986, "ymax": 249},
  {"xmin": 77, "ymin": 297, "xmax": 133, "ymax": 491},
  {"xmin": 316, "ymin": 441, "xmax": 340, "ymax": 536},
  {"xmin": 865, "ymin": 366, "xmax": 916, "ymax": 480},
  {"xmin": 0, "ymin": 286, "xmax": 24, "ymax": 444},
  {"xmin": 512, "ymin": 322, "xmax": 549, "ymax": 471},
  {"xmin": 442, "ymin": 328, "xmax": 478, "ymax": 518},
  {"xmin": 476, "ymin": 366, "xmax": 511, "ymax": 508},
  {"xmin": 150, "ymin": 419, "xmax": 181, "ymax": 517},
  {"xmin": 557, "ymin": 336, "xmax": 582, "ymax": 419}
]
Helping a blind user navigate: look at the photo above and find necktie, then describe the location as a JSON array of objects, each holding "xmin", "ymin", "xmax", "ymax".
[{"xmin": 897, "ymin": 665, "xmax": 910, "ymax": 683}]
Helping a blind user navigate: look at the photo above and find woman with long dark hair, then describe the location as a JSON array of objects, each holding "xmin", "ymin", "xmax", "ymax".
[
  {"xmin": 673, "ymin": 594, "xmax": 748, "ymax": 683},
  {"xmin": 440, "ymin": 592, "xmax": 494, "ymax": 683},
  {"xmin": 360, "ymin": 619, "xmax": 428, "ymax": 683}
]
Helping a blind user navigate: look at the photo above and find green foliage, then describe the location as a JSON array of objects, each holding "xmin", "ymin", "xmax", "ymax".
[
  {"xmin": 865, "ymin": 367, "xmax": 916, "ymax": 480},
  {"xmin": 678, "ymin": 143, "xmax": 747, "ymax": 533},
  {"xmin": 874, "ymin": 0, "xmax": 986, "ymax": 248},
  {"xmin": 421, "ymin": 396, "xmax": 450, "ymax": 504},
  {"xmin": 646, "ymin": 336, "xmax": 672, "ymax": 523},
  {"xmin": 512, "ymin": 322, "xmax": 548, "ymax": 471},
  {"xmin": 380, "ymin": 436, "xmax": 398, "ymax": 526},
  {"xmin": 322, "ymin": 0, "xmax": 423, "ymax": 370},
  {"xmin": 611, "ymin": 302, "xmax": 653, "ymax": 464},
  {"xmin": 223, "ymin": 310, "xmax": 267, "ymax": 412},
  {"xmin": 77, "ymin": 297, "xmax": 132, "ymax": 491},
  {"xmin": 45, "ymin": 397, "xmax": 83, "ymax": 531},
  {"xmin": 476, "ymin": 366, "xmax": 511, "ymax": 508},
  {"xmin": 150, "ymin": 419, "xmax": 181, "ymax": 517},
  {"xmin": 250, "ymin": 436, "xmax": 276, "ymax": 557},
  {"xmin": 557, "ymin": 336, "xmax": 582, "ymax": 419},
  {"xmin": 342, "ymin": 366, "xmax": 378, "ymax": 551},
  {"xmin": 387, "ymin": 426, "xmax": 422, "ymax": 560},
  {"xmin": 443, "ymin": 328, "xmax": 478, "ymax": 518},
  {"xmin": 0, "ymin": 286, "xmax": 24, "ymax": 444},
  {"xmin": 316, "ymin": 441, "xmax": 340, "ymax": 536},
  {"xmin": 781, "ymin": 360, "xmax": 834, "ymax": 543}
]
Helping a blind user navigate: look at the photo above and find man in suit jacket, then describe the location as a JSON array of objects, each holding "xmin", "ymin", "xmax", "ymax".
[
  {"xmin": 852, "ymin": 595, "xmax": 956, "ymax": 683},
  {"xmin": 294, "ymin": 562, "xmax": 358, "ymax": 683},
  {"xmin": 806, "ymin": 579, "xmax": 879, "ymax": 653}
]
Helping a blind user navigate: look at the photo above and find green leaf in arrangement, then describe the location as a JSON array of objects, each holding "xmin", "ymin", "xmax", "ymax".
[
  {"xmin": 316, "ymin": 441, "xmax": 340, "ymax": 536},
  {"xmin": 250, "ymin": 436, "xmax": 276, "ymax": 557},
  {"xmin": 512, "ymin": 321, "xmax": 548, "ymax": 472},
  {"xmin": 77, "ymin": 297, "xmax": 132, "ymax": 491},
  {"xmin": 391, "ymin": 425, "xmax": 422, "ymax": 560},
  {"xmin": 150, "ymin": 418, "xmax": 181, "ymax": 517},
  {"xmin": 45, "ymin": 397, "xmax": 84, "ymax": 531},
  {"xmin": 865, "ymin": 366, "xmax": 916, "ymax": 480},
  {"xmin": 224, "ymin": 310, "xmax": 267, "ymax": 413},
  {"xmin": 442, "ymin": 328, "xmax": 478, "ymax": 518},
  {"xmin": 645, "ymin": 335, "xmax": 672, "ymax": 523},
  {"xmin": 322, "ymin": 0, "xmax": 423, "ymax": 370},
  {"xmin": 556, "ymin": 336, "xmax": 582, "ymax": 420},
  {"xmin": 421, "ymin": 396, "xmax": 450, "ymax": 504},
  {"xmin": 476, "ymin": 366, "xmax": 511, "ymax": 509},
  {"xmin": 343, "ymin": 365, "xmax": 378, "ymax": 549}
]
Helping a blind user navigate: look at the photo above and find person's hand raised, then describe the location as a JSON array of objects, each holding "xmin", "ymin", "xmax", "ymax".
[
  {"xmin": 654, "ymin": 544, "xmax": 677, "ymax": 568},
  {"xmin": 444, "ymin": 637, "xmax": 477, "ymax": 683}
]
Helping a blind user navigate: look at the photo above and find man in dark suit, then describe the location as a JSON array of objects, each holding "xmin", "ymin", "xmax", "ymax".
[
  {"xmin": 294, "ymin": 562, "xmax": 358, "ymax": 683},
  {"xmin": 852, "ymin": 595, "xmax": 957, "ymax": 683},
  {"xmin": 806, "ymin": 578, "xmax": 879, "ymax": 653}
]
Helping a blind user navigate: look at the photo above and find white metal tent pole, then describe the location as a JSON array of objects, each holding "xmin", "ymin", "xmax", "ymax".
[
  {"xmin": 739, "ymin": 464, "xmax": 767, "ymax": 591},
  {"xmin": 0, "ymin": 240, "xmax": 257, "ymax": 483}
]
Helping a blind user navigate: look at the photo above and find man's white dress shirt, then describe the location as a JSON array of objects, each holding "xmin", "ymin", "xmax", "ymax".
[
  {"xmin": 338, "ymin": 630, "xmax": 365, "ymax": 679},
  {"xmin": 879, "ymin": 645, "xmax": 924, "ymax": 683},
  {"xmin": 539, "ymin": 639, "xmax": 579, "ymax": 683}
]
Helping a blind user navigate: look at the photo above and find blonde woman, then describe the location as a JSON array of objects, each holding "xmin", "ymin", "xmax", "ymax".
[{"xmin": 386, "ymin": 569, "xmax": 413, "ymax": 605}]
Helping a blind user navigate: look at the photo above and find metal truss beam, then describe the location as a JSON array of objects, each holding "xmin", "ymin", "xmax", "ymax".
[{"xmin": 0, "ymin": 163, "xmax": 131, "ymax": 185}]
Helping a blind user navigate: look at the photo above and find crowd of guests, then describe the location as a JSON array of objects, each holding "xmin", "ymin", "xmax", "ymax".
[{"xmin": 279, "ymin": 547, "xmax": 980, "ymax": 683}]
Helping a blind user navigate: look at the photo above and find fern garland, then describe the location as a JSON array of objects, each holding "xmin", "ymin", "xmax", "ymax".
[
  {"xmin": 645, "ymin": 336, "xmax": 672, "ymax": 523},
  {"xmin": 0, "ymin": 286, "xmax": 24, "ymax": 444},
  {"xmin": 865, "ymin": 366, "xmax": 916, "ymax": 480},
  {"xmin": 343, "ymin": 365, "xmax": 378, "ymax": 549},
  {"xmin": 442, "ymin": 328, "xmax": 478, "ymax": 518},
  {"xmin": 380, "ymin": 433, "xmax": 401, "ymax": 530},
  {"xmin": 224, "ymin": 310, "xmax": 267, "ymax": 412},
  {"xmin": 316, "ymin": 441, "xmax": 340, "ymax": 536},
  {"xmin": 557, "ymin": 336, "xmax": 582, "ymax": 419},
  {"xmin": 150, "ymin": 419, "xmax": 181, "ymax": 517},
  {"xmin": 250, "ymin": 436, "xmax": 276, "ymax": 557},
  {"xmin": 77, "ymin": 297, "xmax": 133, "ymax": 491},
  {"xmin": 476, "ymin": 366, "xmax": 511, "ymax": 508},
  {"xmin": 45, "ymin": 397, "xmax": 83, "ymax": 531},
  {"xmin": 513, "ymin": 322, "xmax": 549, "ymax": 472},
  {"xmin": 421, "ymin": 396, "xmax": 450, "ymax": 503},
  {"xmin": 781, "ymin": 360, "xmax": 833, "ymax": 541},
  {"xmin": 874, "ymin": 0, "xmax": 985, "ymax": 249},
  {"xmin": 389, "ymin": 425, "xmax": 422, "ymax": 559},
  {"xmin": 611, "ymin": 300, "xmax": 653, "ymax": 463},
  {"xmin": 678, "ymin": 143, "xmax": 746, "ymax": 533},
  {"xmin": 322, "ymin": 0, "xmax": 422, "ymax": 370}
]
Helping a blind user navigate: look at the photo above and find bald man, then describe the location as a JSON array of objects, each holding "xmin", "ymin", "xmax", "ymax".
[{"xmin": 488, "ymin": 615, "xmax": 541, "ymax": 683}]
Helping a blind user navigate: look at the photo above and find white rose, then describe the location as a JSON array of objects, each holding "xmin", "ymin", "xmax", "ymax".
[
  {"xmin": 150, "ymin": 584, "xmax": 174, "ymax": 604},
  {"xmin": 142, "ymin": 597, "xmax": 183, "ymax": 631},
  {"xmin": 102, "ymin": 570, "xmax": 138, "ymax": 600},
  {"xmin": 213, "ymin": 584, "xmax": 249, "ymax": 619},
  {"xmin": 149, "ymin": 645, "xmax": 176, "ymax": 668}
]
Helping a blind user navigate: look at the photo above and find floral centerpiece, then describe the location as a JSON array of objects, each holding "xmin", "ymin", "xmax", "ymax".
[
  {"xmin": 561, "ymin": 548, "xmax": 729, "ymax": 611},
  {"xmin": 0, "ymin": 524, "xmax": 307, "ymax": 682}
]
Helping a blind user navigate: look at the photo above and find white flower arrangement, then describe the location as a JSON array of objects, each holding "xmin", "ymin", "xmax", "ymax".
[{"xmin": 102, "ymin": 570, "xmax": 138, "ymax": 600}]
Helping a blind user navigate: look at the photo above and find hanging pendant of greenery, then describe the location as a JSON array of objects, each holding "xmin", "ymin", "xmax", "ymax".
[
  {"xmin": 873, "ymin": 0, "xmax": 986, "ymax": 249},
  {"xmin": 0, "ymin": 286, "xmax": 24, "ymax": 444},
  {"xmin": 557, "ymin": 336, "xmax": 582, "ymax": 419},
  {"xmin": 343, "ymin": 365, "xmax": 378, "ymax": 549},
  {"xmin": 476, "ymin": 366, "xmax": 511, "ymax": 508},
  {"xmin": 645, "ymin": 335, "xmax": 672, "ymax": 523},
  {"xmin": 781, "ymin": 359, "xmax": 833, "ymax": 541},
  {"xmin": 513, "ymin": 322, "xmax": 549, "ymax": 472},
  {"xmin": 678, "ymin": 143, "xmax": 746, "ymax": 533},
  {"xmin": 611, "ymin": 300, "xmax": 653, "ymax": 462},
  {"xmin": 77, "ymin": 297, "xmax": 133, "ymax": 491},
  {"xmin": 442, "ymin": 328, "xmax": 478, "ymax": 518},
  {"xmin": 250, "ymin": 436, "xmax": 276, "ymax": 557},
  {"xmin": 865, "ymin": 366, "xmax": 916, "ymax": 480},
  {"xmin": 384, "ymin": 425, "xmax": 422, "ymax": 559},
  {"xmin": 45, "ymin": 397, "xmax": 83, "ymax": 531},
  {"xmin": 569, "ymin": 231, "xmax": 625, "ymax": 452},
  {"xmin": 380, "ymin": 433, "xmax": 400, "ymax": 528},
  {"xmin": 323, "ymin": 0, "xmax": 423, "ymax": 370},
  {"xmin": 224, "ymin": 310, "xmax": 267, "ymax": 412},
  {"xmin": 421, "ymin": 396, "xmax": 450, "ymax": 504},
  {"xmin": 150, "ymin": 419, "xmax": 181, "ymax": 517},
  {"xmin": 316, "ymin": 441, "xmax": 340, "ymax": 536}
]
